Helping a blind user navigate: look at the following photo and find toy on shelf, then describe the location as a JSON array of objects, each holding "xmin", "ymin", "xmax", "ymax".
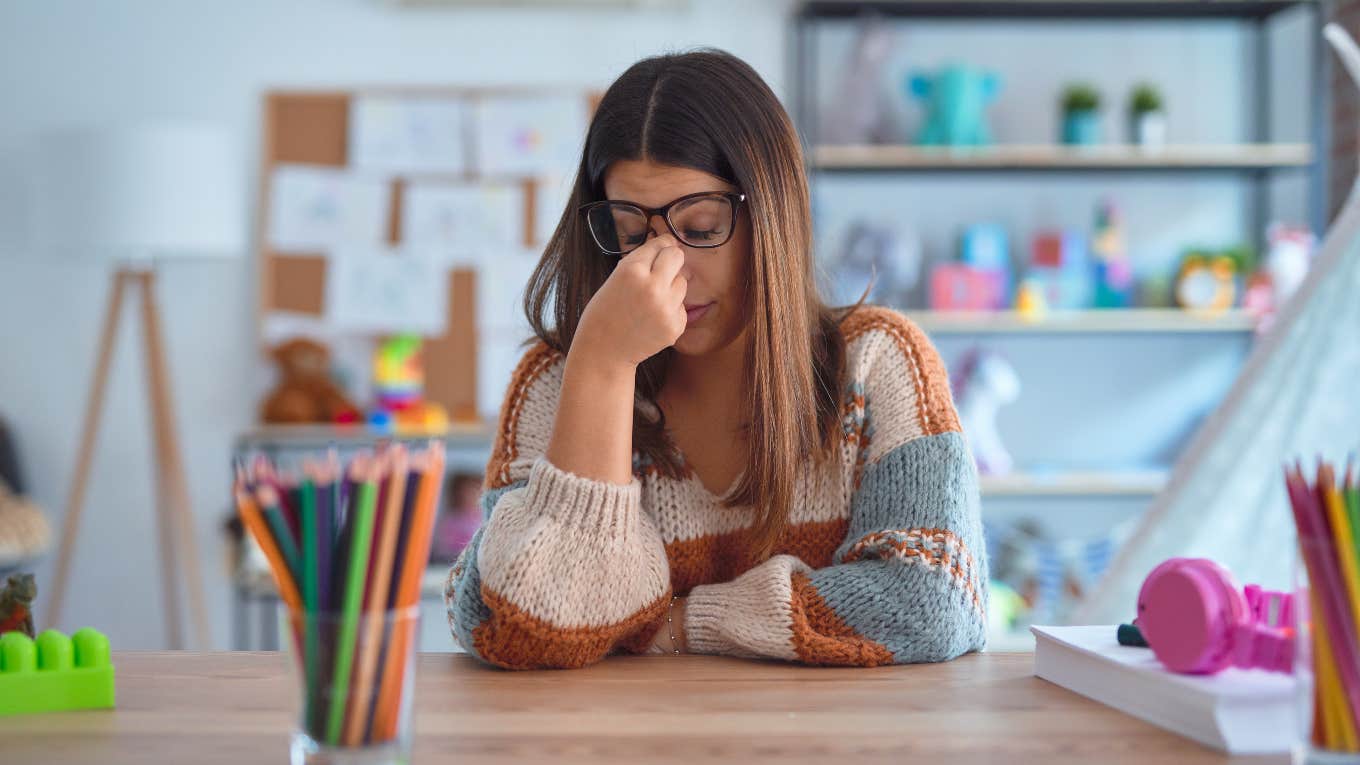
[
  {"xmin": 1013, "ymin": 277, "xmax": 1049, "ymax": 321},
  {"xmin": 1247, "ymin": 223, "xmax": 1317, "ymax": 326},
  {"xmin": 828, "ymin": 220, "xmax": 924, "ymax": 308},
  {"xmin": 909, "ymin": 65, "xmax": 1000, "ymax": 147},
  {"xmin": 0, "ymin": 573, "xmax": 36, "ymax": 637},
  {"xmin": 960, "ymin": 223, "xmax": 1012, "ymax": 308},
  {"xmin": 1028, "ymin": 230, "xmax": 1091, "ymax": 309},
  {"xmin": 370, "ymin": 334, "xmax": 449, "ymax": 435},
  {"xmin": 952, "ymin": 347, "xmax": 1019, "ymax": 476},
  {"xmin": 820, "ymin": 22, "xmax": 897, "ymax": 145},
  {"xmin": 930, "ymin": 263, "xmax": 995, "ymax": 311},
  {"xmin": 431, "ymin": 473, "xmax": 483, "ymax": 565},
  {"xmin": 261, "ymin": 338, "xmax": 361, "ymax": 425},
  {"xmin": 1174, "ymin": 251, "xmax": 1238, "ymax": 313},
  {"xmin": 1091, "ymin": 199, "xmax": 1134, "ymax": 308},
  {"xmin": 0, "ymin": 627, "xmax": 115, "ymax": 716}
]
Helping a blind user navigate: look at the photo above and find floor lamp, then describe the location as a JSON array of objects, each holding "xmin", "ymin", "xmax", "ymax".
[{"xmin": 31, "ymin": 125, "xmax": 245, "ymax": 649}]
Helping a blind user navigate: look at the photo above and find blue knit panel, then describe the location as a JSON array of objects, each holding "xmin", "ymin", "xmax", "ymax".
[
  {"xmin": 446, "ymin": 478, "xmax": 527, "ymax": 657},
  {"xmin": 818, "ymin": 431, "xmax": 988, "ymax": 662}
]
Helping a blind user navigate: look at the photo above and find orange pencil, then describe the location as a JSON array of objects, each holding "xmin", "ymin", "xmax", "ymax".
[
  {"xmin": 235, "ymin": 485, "xmax": 303, "ymax": 613},
  {"xmin": 372, "ymin": 442, "xmax": 444, "ymax": 739},
  {"xmin": 344, "ymin": 447, "xmax": 409, "ymax": 745}
]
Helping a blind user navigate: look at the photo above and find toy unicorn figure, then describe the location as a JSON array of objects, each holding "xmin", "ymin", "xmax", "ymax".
[{"xmin": 952, "ymin": 348, "xmax": 1020, "ymax": 475}]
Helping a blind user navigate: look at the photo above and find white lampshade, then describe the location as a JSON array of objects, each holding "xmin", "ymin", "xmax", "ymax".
[{"xmin": 30, "ymin": 124, "xmax": 246, "ymax": 259}]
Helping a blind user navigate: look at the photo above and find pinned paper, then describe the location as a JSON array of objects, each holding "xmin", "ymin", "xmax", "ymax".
[
  {"xmin": 349, "ymin": 96, "xmax": 468, "ymax": 174},
  {"xmin": 267, "ymin": 165, "xmax": 390, "ymax": 252},
  {"xmin": 326, "ymin": 246, "xmax": 448, "ymax": 335},
  {"xmin": 473, "ymin": 96, "xmax": 588, "ymax": 176},
  {"xmin": 533, "ymin": 174, "xmax": 574, "ymax": 246},
  {"xmin": 476, "ymin": 247, "xmax": 540, "ymax": 332},
  {"xmin": 401, "ymin": 183, "xmax": 521, "ymax": 265}
]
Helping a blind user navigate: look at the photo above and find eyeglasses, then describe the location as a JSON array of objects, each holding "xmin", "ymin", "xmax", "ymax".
[{"xmin": 579, "ymin": 190, "xmax": 747, "ymax": 256}]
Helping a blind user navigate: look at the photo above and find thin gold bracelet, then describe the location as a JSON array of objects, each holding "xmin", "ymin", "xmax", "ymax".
[{"xmin": 666, "ymin": 594, "xmax": 681, "ymax": 654}]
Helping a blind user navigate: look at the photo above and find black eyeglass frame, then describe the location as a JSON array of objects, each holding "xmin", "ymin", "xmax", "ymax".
[{"xmin": 578, "ymin": 190, "xmax": 748, "ymax": 256}]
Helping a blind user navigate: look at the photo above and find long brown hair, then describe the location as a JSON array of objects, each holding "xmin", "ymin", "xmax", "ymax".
[{"xmin": 524, "ymin": 49, "xmax": 859, "ymax": 562}]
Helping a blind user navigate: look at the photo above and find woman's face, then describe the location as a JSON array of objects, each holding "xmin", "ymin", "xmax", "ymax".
[{"xmin": 602, "ymin": 158, "xmax": 750, "ymax": 359}]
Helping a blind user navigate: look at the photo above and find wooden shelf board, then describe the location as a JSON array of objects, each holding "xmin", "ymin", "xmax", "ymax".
[
  {"xmin": 906, "ymin": 309, "xmax": 1257, "ymax": 334},
  {"xmin": 812, "ymin": 143, "xmax": 1312, "ymax": 172}
]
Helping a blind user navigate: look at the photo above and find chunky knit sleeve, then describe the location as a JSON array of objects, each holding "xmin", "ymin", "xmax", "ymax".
[
  {"xmin": 683, "ymin": 308, "xmax": 988, "ymax": 666},
  {"xmin": 443, "ymin": 342, "xmax": 671, "ymax": 670}
]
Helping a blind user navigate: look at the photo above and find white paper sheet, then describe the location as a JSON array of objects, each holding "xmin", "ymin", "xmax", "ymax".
[
  {"xmin": 267, "ymin": 165, "xmax": 390, "ymax": 252},
  {"xmin": 401, "ymin": 182, "xmax": 522, "ymax": 265},
  {"xmin": 325, "ymin": 246, "xmax": 448, "ymax": 335},
  {"xmin": 473, "ymin": 96, "xmax": 588, "ymax": 176},
  {"xmin": 476, "ymin": 246, "xmax": 541, "ymax": 332},
  {"xmin": 349, "ymin": 96, "xmax": 468, "ymax": 174},
  {"xmin": 533, "ymin": 173, "xmax": 574, "ymax": 246}
]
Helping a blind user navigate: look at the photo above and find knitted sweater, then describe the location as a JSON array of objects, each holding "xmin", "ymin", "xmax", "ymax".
[{"xmin": 444, "ymin": 305, "xmax": 988, "ymax": 669}]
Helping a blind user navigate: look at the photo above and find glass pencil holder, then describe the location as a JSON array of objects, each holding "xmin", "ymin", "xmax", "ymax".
[{"xmin": 286, "ymin": 606, "xmax": 421, "ymax": 765}]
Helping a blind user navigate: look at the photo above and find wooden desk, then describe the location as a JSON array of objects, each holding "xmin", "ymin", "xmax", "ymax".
[{"xmin": 0, "ymin": 651, "xmax": 1282, "ymax": 764}]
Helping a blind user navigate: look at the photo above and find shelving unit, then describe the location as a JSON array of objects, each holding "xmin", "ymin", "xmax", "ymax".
[
  {"xmin": 980, "ymin": 469, "xmax": 1167, "ymax": 498},
  {"xmin": 791, "ymin": 0, "xmax": 1327, "ymax": 649}
]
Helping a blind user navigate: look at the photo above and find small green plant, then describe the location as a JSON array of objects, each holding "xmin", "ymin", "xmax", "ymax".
[
  {"xmin": 1062, "ymin": 83, "xmax": 1101, "ymax": 113},
  {"xmin": 1129, "ymin": 83, "xmax": 1164, "ymax": 115}
]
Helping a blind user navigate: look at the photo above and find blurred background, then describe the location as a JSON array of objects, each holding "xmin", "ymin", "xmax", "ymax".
[{"xmin": 0, "ymin": 0, "xmax": 1354, "ymax": 653}]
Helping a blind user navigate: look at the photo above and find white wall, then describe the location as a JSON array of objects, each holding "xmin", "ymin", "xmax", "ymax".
[{"xmin": 0, "ymin": 0, "xmax": 792, "ymax": 649}]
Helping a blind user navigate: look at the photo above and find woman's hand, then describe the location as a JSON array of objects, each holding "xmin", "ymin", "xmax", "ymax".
[
  {"xmin": 647, "ymin": 596, "xmax": 688, "ymax": 654},
  {"xmin": 574, "ymin": 234, "xmax": 688, "ymax": 369}
]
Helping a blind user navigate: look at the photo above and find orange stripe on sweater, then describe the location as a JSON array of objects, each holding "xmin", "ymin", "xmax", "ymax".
[
  {"xmin": 666, "ymin": 517, "xmax": 850, "ymax": 595},
  {"xmin": 789, "ymin": 571, "xmax": 895, "ymax": 666},
  {"xmin": 472, "ymin": 585, "xmax": 670, "ymax": 670},
  {"xmin": 484, "ymin": 341, "xmax": 562, "ymax": 489},
  {"xmin": 841, "ymin": 306, "xmax": 960, "ymax": 437}
]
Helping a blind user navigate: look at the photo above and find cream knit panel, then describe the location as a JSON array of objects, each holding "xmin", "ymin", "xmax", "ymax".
[
  {"xmin": 477, "ymin": 456, "xmax": 670, "ymax": 628},
  {"xmin": 684, "ymin": 553, "xmax": 807, "ymax": 660}
]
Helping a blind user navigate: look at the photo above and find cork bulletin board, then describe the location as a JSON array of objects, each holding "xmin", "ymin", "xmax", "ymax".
[{"xmin": 254, "ymin": 87, "xmax": 598, "ymax": 422}]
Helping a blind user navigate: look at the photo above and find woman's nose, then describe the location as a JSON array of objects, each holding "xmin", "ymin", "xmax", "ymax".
[{"xmin": 646, "ymin": 214, "xmax": 670, "ymax": 241}]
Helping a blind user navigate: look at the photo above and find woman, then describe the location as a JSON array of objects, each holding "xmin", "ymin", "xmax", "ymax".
[{"xmin": 444, "ymin": 49, "xmax": 987, "ymax": 670}]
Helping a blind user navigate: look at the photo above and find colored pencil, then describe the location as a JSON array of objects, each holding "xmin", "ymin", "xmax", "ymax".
[
  {"xmin": 325, "ymin": 458, "xmax": 380, "ymax": 745},
  {"xmin": 345, "ymin": 447, "xmax": 409, "ymax": 745},
  {"xmin": 257, "ymin": 484, "xmax": 302, "ymax": 579},
  {"xmin": 234, "ymin": 486, "xmax": 302, "ymax": 613},
  {"xmin": 373, "ymin": 442, "xmax": 444, "ymax": 739}
]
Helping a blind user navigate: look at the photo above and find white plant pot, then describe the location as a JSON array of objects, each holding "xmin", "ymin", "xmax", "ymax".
[{"xmin": 1132, "ymin": 111, "xmax": 1167, "ymax": 150}]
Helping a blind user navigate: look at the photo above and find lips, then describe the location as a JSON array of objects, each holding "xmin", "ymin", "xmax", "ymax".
[{"xmin": 684, "ymin": 302, "xmax": 713, "ymax": 326}]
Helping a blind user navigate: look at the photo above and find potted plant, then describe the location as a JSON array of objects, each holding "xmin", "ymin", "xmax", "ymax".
[
  {"xmin": 1060, "ymin": 83, "xmax": 1101, "ymax": 145},
  {"xmin": 1128, "ymin": 82, "xmax": 1166, "ymax": 149}
]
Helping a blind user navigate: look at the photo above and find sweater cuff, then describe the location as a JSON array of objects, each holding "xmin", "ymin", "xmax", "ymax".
[
  {"xmin": 684, "ymin": 555, "xmax": 804, "ymax": 660},
  {"xmin": 526, "ymin": 456, "xmax": 642, "ymax": 535}
]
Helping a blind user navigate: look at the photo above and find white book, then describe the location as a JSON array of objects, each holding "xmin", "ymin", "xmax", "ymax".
[{"xmin": 1031, "ymin": 625, "xmax": 1299, "ymax": 754}]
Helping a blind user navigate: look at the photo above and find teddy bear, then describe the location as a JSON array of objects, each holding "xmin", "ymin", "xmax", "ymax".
[{"xmin": 260, "ymin": 338, "xmax": 360, "ymax": 424}]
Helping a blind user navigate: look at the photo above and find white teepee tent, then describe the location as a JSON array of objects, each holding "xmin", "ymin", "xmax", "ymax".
[{"xmin": 1074, "ymin": 24, "xmax": 1360, "ymax": 624}]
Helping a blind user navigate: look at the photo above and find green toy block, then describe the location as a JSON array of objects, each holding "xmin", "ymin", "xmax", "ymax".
[{"xmin": 0, "ymin": 628, "xmax": 115, "ymax": 715}]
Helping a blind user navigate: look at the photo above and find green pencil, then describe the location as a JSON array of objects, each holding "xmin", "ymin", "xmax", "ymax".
[
  {"xmin": 325, "ymin": 460, "xmax": 378, "ymax": 745},
  {"xmin": 300, "ymin": 473, "xmax": 320, "ymax": 736},
  {"xmin": 257, "ymin": 485, "xmax": 301, "ymax": 577}
]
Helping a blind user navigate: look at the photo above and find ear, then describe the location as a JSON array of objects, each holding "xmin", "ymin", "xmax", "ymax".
[{"xmin": 909, "ymin": 74, "xmax": 932, "ymax": 98}]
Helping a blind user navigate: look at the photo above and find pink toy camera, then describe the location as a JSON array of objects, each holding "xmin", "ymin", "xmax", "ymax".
[{"xmin": 1136, "ymin": 557, "xmax": 1295, "ymax": 675}]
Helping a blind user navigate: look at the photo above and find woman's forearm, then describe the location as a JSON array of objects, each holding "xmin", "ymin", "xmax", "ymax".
[{"xmin": 544, "ymin": 344, "xmax": 638, "ymax": 486}]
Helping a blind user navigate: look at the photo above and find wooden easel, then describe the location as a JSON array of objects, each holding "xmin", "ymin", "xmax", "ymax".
[{"xmin": 46, "ymin": 267, "xmax": 210, "ymax": 649}]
